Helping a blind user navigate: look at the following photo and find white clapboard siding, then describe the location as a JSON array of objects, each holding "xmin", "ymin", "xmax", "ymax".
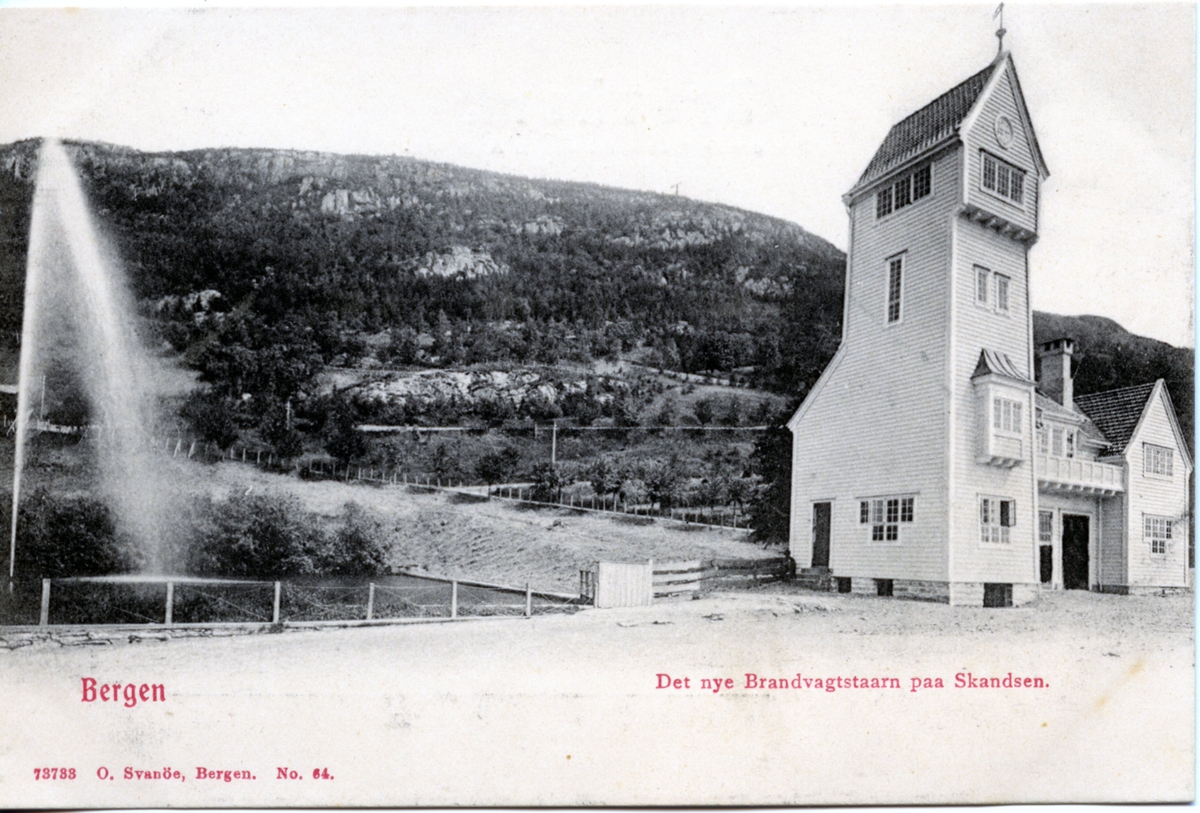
[
  {"xmin": 789, "ymin": 146, "xmax": 961, "ymax": 582},
  {"xmin": 1124, "ymin": 385, "xmax": 1192, "ymax": 587},
  {"xmin": 963, "ymin": 64, "xmax": 1039, "ymax": 235}
]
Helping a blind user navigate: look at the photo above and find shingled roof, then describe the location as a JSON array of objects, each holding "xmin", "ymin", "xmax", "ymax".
[
  {"xmin": 1074, "ymin": 382, "xmax": 1157, "ymax": 455},
  {"xmin": 855, "ymin": 61, "xmax": 997, "ymax": 190}
]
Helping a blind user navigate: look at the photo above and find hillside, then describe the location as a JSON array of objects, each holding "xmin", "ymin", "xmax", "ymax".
[
  {"xmin": 0, "ymin": 138, "xmax": 845, "ymax": 401},
  {"xmin": 0, "ymin": 139, "xmax": 1190, "ymax": 454}
]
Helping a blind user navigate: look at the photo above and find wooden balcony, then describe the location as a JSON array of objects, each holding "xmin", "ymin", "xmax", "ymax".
[{"xmin": 1036, "ymin": 454, "xmax": 1125, "ymax": 496}]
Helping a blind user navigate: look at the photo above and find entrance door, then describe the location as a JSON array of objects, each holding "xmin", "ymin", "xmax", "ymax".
[
  {"xmin": 811, "ymin": 502, "xmax": 831, "ymax": 568},
  {"xmin": 1039, "ymin": 546, "xmax": 1053, "ymax": 584},
  {"xmin": 1062, "ymin": 514, "xmax": 1090, "ymax": 590}
]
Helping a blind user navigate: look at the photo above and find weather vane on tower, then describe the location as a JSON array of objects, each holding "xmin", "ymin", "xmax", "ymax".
[{"xmin": 994, "ymin": 3, "xmax": 1007, "ymax": 53}]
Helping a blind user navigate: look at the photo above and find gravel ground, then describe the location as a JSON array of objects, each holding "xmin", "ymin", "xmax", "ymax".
[{"xmin": 0, "ymin": 585, "xmax": 1192, "ymax": 807}]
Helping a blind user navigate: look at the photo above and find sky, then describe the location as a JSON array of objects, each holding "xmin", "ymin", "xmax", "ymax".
[{"xmin": 0, "ymin": 4, "xmax": 1194, "ymax": 347}]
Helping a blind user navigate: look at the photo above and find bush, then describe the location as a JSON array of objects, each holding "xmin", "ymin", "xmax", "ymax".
[
  {"xmin": 9, "ymin": 490, "xmax": 133, "ymax": 577},
  {"xmin": 186, "ymin": 495, "xmax": 389, "ymax": 578},
  {"xmin": 320, "ymin": 503, "xmax": 389, "ymax": 577}
]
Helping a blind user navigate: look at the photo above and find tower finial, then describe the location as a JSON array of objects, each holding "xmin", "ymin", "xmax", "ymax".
[{"xmin": 993, "ymin": 3, "xmax": 1006, "ymax": 54}]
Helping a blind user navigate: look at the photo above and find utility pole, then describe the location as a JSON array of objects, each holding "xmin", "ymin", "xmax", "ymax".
[{"xmin": 551, "ymin": 420, "xmax": 557, "ymax": 466}]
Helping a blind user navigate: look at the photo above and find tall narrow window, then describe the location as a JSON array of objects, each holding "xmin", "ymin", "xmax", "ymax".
[
  {"xmin": 976, "ymin": 266, "xmax": 989, "ymax": 304},
  {"xmin": 983, "ymin": 154, "xmax": 997, "ymax": 191},
  {"xmin": 1051, "ymin": 427, "xmax": 1064, "ymax": 456},
  {"xmin": 887, "ymin": 257, "xmax": 903, "ymax": 323},
  {"xmin": 995, "ymin": 274, "xmax": 1010, "ymax": 314},
  {"xmin": 1065, "ymin": 429, "xmax": 1076, "ymax": 459},
  {"xmin": 876, "ymin": 186, "xmax": 893, "ymax": 218},
  {"xmin": 894, "ymin": 175, "xmax": 911, "ymax": 208},
  {"xmin": 912, "ymin": 165, "xmax": 931, "ymax": 200},
  {"xmin": 1038, "ymin": 510, "xmax": 1053, "ymax": 543}
]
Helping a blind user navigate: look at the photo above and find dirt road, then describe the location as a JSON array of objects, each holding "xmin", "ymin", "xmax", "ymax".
[{"xmin": 0, "ymin": 587, "xmax": 1191, "ymax": 807}]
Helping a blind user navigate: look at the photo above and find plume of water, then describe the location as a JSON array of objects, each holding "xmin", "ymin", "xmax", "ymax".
[{"xmin": 10, "ymin": 140, "xmax": 178, "ymax": 578}]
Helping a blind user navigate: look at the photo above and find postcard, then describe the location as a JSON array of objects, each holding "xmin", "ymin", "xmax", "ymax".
[{"xmin": 0, "ymin": 4, "xmax": 1193, "ymax": 807}]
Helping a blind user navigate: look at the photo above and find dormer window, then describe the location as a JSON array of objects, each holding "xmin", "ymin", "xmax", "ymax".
[
  {"xmin": 876, "ymin": 164, "xmax": 932, "ymax": 218},
  {"xmin": 982, "ymin": 152, "xmax": 1025, "ymax": 205}
]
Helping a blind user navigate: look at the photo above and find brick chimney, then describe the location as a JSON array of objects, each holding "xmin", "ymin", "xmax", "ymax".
[{"xmin": 1038, "ymin": 338, "xmax": 1075, "ymax": 410}]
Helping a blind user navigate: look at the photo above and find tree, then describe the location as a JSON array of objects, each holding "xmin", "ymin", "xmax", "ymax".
[
  {"xmin": 747, "ymin": 405, "xmax": 798, "ymax": 547},
  {"xmin": 476, "ymin": 446, "xmax": 520, "ymax": 491},
  {"xmin": 182, "ymin": 389, "xmax": 240, "ymax": 449},
  {"xmin": 430, "ymin": 442, "xmax": 461, "ymax": 482},
  {"xmin": 324, "ymin": 397, "xmax": 366, "ymax": 464},
  {"xmin": 644, "ymin": 458, "xmax": 685, "ymax": 509},
  {"xmin": 529, "ymin": 462, "xmax": 564, "ymax": 502},
  {"xmin": 656, "ymin": 397, "xmax": 678, "ymax": 426},
  {"xmin": 260, "ymin": 400, "xmax": 304, "ymax": 462},
  {"xmin": 693, "ymin": 396, "xmax": 717, "ymax": 426},
  {"xmin": 586, "ymin": 456, "xmax": 622, "ymax": 498},
  {"xmin": 611, "ymin": 392, "xmax": 641, "ymax": 427},
  {"xmin": 721, "ymin": 396, "xmax": 743, "ymax": 426}
]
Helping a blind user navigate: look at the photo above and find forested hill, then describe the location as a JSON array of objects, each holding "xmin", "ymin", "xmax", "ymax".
[
  {"xmin": 1032, "ymin": 312, "xmax": 1193, "ymax": 450},
  {"xmin": 0, "ymin": 138, "xmax": 846, "ymax": 397},
  {"xmin": 0, "ymin": 139, "xmax": 1190, "ymax": 450}
]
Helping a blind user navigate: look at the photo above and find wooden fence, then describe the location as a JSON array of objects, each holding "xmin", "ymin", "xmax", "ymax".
[
  {"xmin": 5, "ymin": 573, "xmax": 584, "ymax": 629},
  {"xmin": 580, "ymin": 556, "xmax": 792, "ymax": 606}
]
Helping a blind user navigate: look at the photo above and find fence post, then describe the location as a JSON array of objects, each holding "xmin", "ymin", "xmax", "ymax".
[
  {"xmin": 525, "ymin": 583, "xmax": 532, "ymax": 618},
  {"xmin": 39, "ymin": 579, "xmax": 50, "ymax": 627},
  {"xmin": 164, "ymin": 581, "xmax": 174, "ymax": 625},
  {"xmin": 366, "ymin": 583, "xmax": 375, "ymax": 621},
  {"xmin": 451, "ymin": 580, "xmax": 458, "ymax": 619},
  {"xmin": 272, "ymin": 581, "xmax": 282, "ymax": 624}
]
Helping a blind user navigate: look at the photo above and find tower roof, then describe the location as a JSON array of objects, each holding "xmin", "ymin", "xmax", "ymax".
[
  {"xmin": 850, "ymin": 52, "xmax": 1048, "ymax": 197},
  {"xmin": 856, "ymin": 62, "xmax": 996, "ymax": 189}
]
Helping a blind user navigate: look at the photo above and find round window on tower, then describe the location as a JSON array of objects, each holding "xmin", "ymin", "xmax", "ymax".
[{"xmin": 994, "ymin": 115, "xmax": 1015, "ymax": 149}]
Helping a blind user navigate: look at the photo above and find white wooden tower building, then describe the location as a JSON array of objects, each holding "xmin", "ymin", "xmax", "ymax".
[{"xmin": 786, "ymin": 50, "xmax": 1191, "ymax": 605}]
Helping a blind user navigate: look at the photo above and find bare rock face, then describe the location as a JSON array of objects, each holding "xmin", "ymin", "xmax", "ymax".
[
  {"xmin": 348, "ymin": 368, "xmax": 595, "ymax": 414},
  {"xmin": 414, "ymin": 246, "xmax": 509, "ymax": 281}
]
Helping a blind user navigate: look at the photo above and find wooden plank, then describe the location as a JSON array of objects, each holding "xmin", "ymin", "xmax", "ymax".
[
  {"xmin": 653, "ymin": 571, "xmax": 712, "ymax": 585},
  {"xmin": 653, "ymin": 560, "xmax": 702, "ymax": 573},
  {"xmin": 654, "ymin": 582, "xmax": 702, "ymax": 595}
]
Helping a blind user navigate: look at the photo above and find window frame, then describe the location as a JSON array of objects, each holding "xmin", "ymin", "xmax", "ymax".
[
  {"xmin": 975, "ymin": 265, "xmax": 989, "ymax": 306},
  {"xmin": 1038, "ymin": 510, "xmax": 1054, "ymax": 544},
  {"xmin": 875, "ymin": 163, "xmax": 933, "ymax": 220},
  {"xmin": 886, "ymin": 254, "xmax": 904, "ymax": 325},
  {"xmin": 1144, "ymin": 514, "xmax": 1173, "ymax": 556},
  {"xmin": 1144, "ymin": 443, "xmax": 1175, "ymax": 478},
  {"xmin": 992, "ymin": 396, "xmax": 1023, "ymax": 437},
  {"xmin": 995, "ymin": 273, "xmax": 1010, "ymax": 315},
  {"xmin": 980, "ymin": 151, "xmax": 1027, "ymax": 207},
  {"xmin": 859, "ymin": 495, "xmax": 915, "ymax": 544},
  {"xmin": 979, "ymin": 496, "xmax": 1017, "ymax": 545}
]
